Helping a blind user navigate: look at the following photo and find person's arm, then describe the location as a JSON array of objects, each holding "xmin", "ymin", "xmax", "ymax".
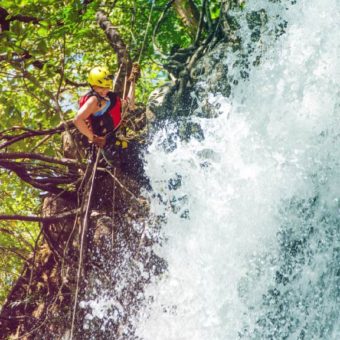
[
  {"xmin": 73, "ymin": 97, "xmax": 97, "ymax": 141},
  {"xmin": 123, "ymin": 63, "xmax": 140, "ymax": 110},
  {"xmin": 73, "ymin": 97, "xmax": 106, "ymax": 148},
  {"xmin": 126, "ymin": 80, "xmax": 136, "ymax": 110}
]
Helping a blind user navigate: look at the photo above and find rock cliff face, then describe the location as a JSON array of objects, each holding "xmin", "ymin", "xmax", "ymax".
[{"xmin": 148, "ymin": 3, "xmax": 287, "ymax": 121}]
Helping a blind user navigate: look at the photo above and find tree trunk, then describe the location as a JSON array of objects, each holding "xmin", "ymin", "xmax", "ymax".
[
  {"xmin": 0, "ymin": 113, "xmax": 165, "ymax": 338},
  {"xmin": 172, "ymin": 0, "xmax": 200, "ymax": 39},
  {"xmin": 96, "ymin": 10, "xmax": 132, "ymax": 97}
]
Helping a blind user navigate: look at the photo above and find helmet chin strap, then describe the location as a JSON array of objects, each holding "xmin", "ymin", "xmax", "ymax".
[
  {"xmin": 90, "ymin": 85, "xmax": 110, "ymax": 98},
  {"xmin": 89, "ymin": 85, "xmax": 109, "ymax": 107}
]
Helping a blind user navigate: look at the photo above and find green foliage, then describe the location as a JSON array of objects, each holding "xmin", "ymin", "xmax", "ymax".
[
  {"xmin": 151, "ymin": 0, "xmax": 192, "ymax": 55},
  {"xmin": 209, "ymin": 0, "xmax": 221, "ymax": 20},
  {"xmin": 0, "ymin": 171, "xmax": 40, "ymax": 305},
  {"xmin": 0, "ymin": 0, "xmax": 223, "ymax": 306}
]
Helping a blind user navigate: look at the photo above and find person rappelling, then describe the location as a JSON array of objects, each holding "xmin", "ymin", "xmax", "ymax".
[
  {"xmin": 73, "ymin": 64, "xmax": 139, "ymax": 149},
  {"xmin": 73, "ymin": 63, "xmax": 148, "ymax": 184}
]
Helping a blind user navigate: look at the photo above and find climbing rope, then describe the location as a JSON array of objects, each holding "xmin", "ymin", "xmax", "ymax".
[
  {"xmin": 67, "ymin": 9, "xmax": 155, "ymax": 333},
  {"xmin": 111, "ymin": 167, "xmax": 116, "ymax": 249},
  {"xmin": 70, "ymin": 147, "xmax": 101, "ymax": 338},
  {"xmin": 137, "ymin": 0, "xmax": 155, "ymax": 64}
]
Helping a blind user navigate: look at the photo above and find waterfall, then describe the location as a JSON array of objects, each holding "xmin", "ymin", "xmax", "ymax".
[{"xmin": 135, "ymin": 0, "xmax": 340, "ymax": 339}]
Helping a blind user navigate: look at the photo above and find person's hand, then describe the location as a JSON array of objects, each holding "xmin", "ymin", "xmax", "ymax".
[{"xmin": 91, "ymin": 134, "xmax": 106, "ymax": 148}]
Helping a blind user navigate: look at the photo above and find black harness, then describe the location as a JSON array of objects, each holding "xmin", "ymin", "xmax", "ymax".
[{"xmin": 84, "ymin": 90, "xmax": 118, "ymax": 137}]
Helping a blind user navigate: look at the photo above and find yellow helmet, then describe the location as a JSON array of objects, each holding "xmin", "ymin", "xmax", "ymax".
[{"xmin": 88, "ymin": 66, "xmax": 113, "ymax": 88}]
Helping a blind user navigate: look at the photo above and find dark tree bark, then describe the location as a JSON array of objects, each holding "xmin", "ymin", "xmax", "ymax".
[
  {"xmin": 0, "ymin": 6, "xmax": 40, "ymax": 32},
  {"xmin": 95, "ymin": 10, "xmax": 132, "ymax": 97},
  {"xmin": 172, "ymin": 0, "xmax": 200, "ymax": 38}
]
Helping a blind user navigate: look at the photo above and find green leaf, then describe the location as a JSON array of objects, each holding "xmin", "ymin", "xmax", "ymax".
[
  {"xmin": 0, "ymin": 0, "xmax": 13, "ymax": 7},
  {"xmin": 39, "ymin": 21, "xmax": 50, "ymax": 28},
  {"xmin": 36, "ymin": 39, "xmax": 48, "ymax": 53},
  {"xmin": 37, "ymin": 27, "xmax": 49, "ymax": 37}
]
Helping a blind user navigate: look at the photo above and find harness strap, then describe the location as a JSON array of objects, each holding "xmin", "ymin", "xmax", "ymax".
[
  {"xmin": 88, "ymin": 88, "xmax": 105, "ymax": 107},
  {"xmin": 93, "ymin": 99, "xmax": 111, "ymax": 117}
]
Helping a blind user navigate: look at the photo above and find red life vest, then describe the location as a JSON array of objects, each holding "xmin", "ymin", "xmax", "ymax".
[{"xmin": 79, "ymin": 91, "xmax": 122, "ymax": 136}]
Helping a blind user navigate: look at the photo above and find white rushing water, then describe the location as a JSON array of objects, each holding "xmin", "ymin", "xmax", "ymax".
[{"xmin": 136, "ymin": 0, "xmax": 340, "ymax": 339}]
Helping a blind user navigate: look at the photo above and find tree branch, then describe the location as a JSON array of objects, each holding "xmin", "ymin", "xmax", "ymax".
[
  {"xmin": 10, "ymin": 14, "xmax": 40, "ymax": 25},
  {"xmin": 0, "ymin": 246, "xmax": 29, "ymax": 262},
  {"xmin": 0, "ymin": 154, "xmax": 81, "ymax": 185},
  {"xmin": 0, "ymin": 7, "xmax": 40, "ymax": 32},
  {"xmin": 194, "ymin": 0, "xmax": 207, "ymax": 46},
  {"xmin": 0, "ymin": 152, "xmax": 81, "ymax": 167},
  {"xmin": 95, "ymin": 10, "xmax": 132, "ymax": 96},
  {"xmin": 0, "ymin": 51, "xmax": 87, "ymax": 87},
  {"xmin": 0, "ymin": 209, "xmax": 79, "ymax": 223},
  {"xmin": 0, "ymin": 122, "xmax": 72, "ymax": 150},
  {"xmin": 152, "ymin": 0, "xmax": 176, "ymax": 58},
  {"xmin": 172, "ymin": 0, "xmax": 200, "ymax": 39},
  {"xmin": 0, "ymin": 160, "xmax": 76, "ymax": 201},
  {"xmin": 0, "ymin": 227, "xmax": 34, "ymax": 250}
]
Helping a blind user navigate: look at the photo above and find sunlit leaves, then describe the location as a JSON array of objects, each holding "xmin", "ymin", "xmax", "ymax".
[
  {"xmin": 0, "ymin": 0, "xmax": 220, "ymax": 306},
  {"xmin": 37, "ymin": 27, "xmax": 49, "ymax": 37},
  {"xmin": 210, "ymin": 0, "xmax": 221, "ymax": 20},
  {"xmin": 0, "ymin": 171, "xmax": 40, "ymax": 304}
]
